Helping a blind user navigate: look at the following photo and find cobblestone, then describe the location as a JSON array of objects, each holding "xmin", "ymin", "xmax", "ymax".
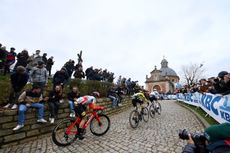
[{"xmin": 0, "ymin": 100, "xmax": 204, "ymax": 153}]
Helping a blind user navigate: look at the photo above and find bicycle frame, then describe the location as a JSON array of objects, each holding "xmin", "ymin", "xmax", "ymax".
[
  {"xmin": 65, "ymin": 111, "xmax": 101, "ymax": 135},
  {"xmin": 83, "ymin": 111, "xmax": 100, "ymax": 128},
  {"xmin": 65, "ymin": 117, "xmax": 81, "ymax": 135}
]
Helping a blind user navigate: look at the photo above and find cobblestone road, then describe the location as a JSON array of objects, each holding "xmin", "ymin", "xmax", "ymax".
[{"xmin": 0, "ymin": 100, "xmax": 204, "ymax": 153}]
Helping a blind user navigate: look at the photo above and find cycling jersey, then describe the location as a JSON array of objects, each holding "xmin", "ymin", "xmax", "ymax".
[
  {"xmin": 132, "ymin": 92, "xmax": 148, "ymax": 107},
  {"xmin": 132, "ymin": 92, "xmax": 148, "ymax": 102},
  {"xmin": 74, "ymin": 96, "xmax": 96, "ymax": 117},
  {"xmin": 75, "ymin": 96, "xmax": 96, "ymax": 105}
]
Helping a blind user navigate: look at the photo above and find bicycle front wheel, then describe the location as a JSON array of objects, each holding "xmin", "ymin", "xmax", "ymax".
[
  {"xmin": 90, "ymin": 114, "xmax": 110, "ymax": 136},
  {"xmin": 52, "ymin": 118, "xmax": 78, "ymax": 146},
  {"xmin": 149, "ymin": 103, "xmax": 155, "ymax": 118},
  {"xmin": 142, "ymin": 107, "xmax": 149, "ymax": 122},
  {"xmin": 129, "ymin": 109, "xmax": 139, "ymax": 128}
]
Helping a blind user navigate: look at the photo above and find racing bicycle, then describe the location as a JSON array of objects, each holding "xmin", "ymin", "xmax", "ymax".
[
  {"xmin": 129, "ymin": 105, "xmax": 149, "ymax": 128},
  {"xmin": 52, "ymin": 105, "xmax": 110, "ymax": 146}
]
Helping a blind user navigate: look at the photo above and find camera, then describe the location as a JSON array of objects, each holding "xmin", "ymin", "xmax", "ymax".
[{"xmin": 179, "ymin": 129, "xmax": 209, "ymax": 145}]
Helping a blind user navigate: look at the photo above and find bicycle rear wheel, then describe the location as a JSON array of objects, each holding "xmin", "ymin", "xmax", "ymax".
[
  {"xmin": 52, "ymin": 118, "xmax": 78, "ymax": 146},
  {"xmin": 142, "ymin": 107, "xmax": 149, "ymax": 122},
  {"xmin": 149, "ymin": 103, "xmax": 155, "ymax": 118},
  {"xmin": 129, "ymin": 109, "xmax": 139, "ymax": 128},
  {"xmin": 90, "ymin": 114, "xmax": 110, "ymax": 136}
]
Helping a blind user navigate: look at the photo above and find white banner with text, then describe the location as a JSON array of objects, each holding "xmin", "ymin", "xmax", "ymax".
[{"xmin": 177, "ymin": 92, "xmax": 230, "ymax": 123}]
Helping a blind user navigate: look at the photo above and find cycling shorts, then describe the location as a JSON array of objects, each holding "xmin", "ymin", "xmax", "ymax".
[
  {"xmin": 75, "ymin": 103, "xmax": 87, "ymax": 118},
  {"xmin": 132, "ymin": 98, "xmax": 143, "ymax": 107}
]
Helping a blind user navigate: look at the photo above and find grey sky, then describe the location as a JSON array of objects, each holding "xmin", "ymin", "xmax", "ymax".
[{"xmin": 1, "ymin": 0, "xmax": 229, "ymax": 85}]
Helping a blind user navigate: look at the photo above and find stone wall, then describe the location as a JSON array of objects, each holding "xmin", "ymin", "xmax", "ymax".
[{"xmin": 0, "ymin": 97, "xmax": 132, "ymax": 148}]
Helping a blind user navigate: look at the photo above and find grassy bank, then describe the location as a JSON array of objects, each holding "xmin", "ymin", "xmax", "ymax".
[{"xmin": 176, "ymin": 101, "xmax": 219, "ymax": 125}]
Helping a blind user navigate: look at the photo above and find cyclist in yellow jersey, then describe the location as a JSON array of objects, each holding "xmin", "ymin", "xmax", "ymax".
[{"xmin": 131, "ymin": 90, "xmax": 150, "ymax": 110}]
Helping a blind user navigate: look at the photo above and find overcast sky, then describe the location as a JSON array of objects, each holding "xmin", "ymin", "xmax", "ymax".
[{"xmin": 1, "ymin": 0, "xmax": 229, "ymax": 85}]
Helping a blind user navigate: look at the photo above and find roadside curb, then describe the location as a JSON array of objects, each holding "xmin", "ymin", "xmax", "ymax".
[{"xmin": 176, "ymin": 101, "xmax": 210, "ymax": 128}]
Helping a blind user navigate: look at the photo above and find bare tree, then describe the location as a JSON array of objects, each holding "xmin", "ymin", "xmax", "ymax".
[{"xmin": 181, "ymin": 63, "xmax": 205, "ymax": 86}]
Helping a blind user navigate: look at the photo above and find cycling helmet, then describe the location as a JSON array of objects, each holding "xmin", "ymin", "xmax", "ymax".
[{"xmin": 91, "ymin": 91, "xmax": 100, "ymax": 98}]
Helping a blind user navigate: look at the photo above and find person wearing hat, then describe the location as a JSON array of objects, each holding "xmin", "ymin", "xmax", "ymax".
[
  {"xmin": 29, "ymin": 60, "xmax": 48, "ymax": 93},
  {"xmin": 3, "ymin": 47, "xmax": 17, "ymax": 75},
  {"xmin": 213, "ymin": 71, "xmax": 230, "ymax": 95},
  {"xmin": 182, "ymin": 123, "xmax": 230, "ymax": 153},
  {"xmin": 13, "ymin": 85, "xmax": 47, "ymax": 131},
  {"xmin": 4, "ymin": 66, "xmax": 29, "ymax": 109}
]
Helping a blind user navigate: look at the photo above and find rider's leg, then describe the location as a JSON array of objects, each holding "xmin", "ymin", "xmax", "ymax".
[
  {"xmin": 78, "ymin": 117, "xmax": 86, "ymax": 140},
  {"xmin": 77, "ymin": 104, "xmax": 87, "ymax": 140},
  {"xmin": 79, "ymin": 117, "xmax": 86, "ymax": 128}
]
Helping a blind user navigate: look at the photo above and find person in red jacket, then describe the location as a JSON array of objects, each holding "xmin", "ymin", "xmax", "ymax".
[{"xmin": 4, "ymin": 47, "xmax": 17, "ymax": 75}]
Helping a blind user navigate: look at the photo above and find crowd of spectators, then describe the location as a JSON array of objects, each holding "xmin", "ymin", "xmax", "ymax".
[
  {"xmin": 0, "ymin": 43, "xmax": 54, "ymax": 76},
  {"xmin": 0, "ymin": 42, "xmax": 141, "ymax": 131},
  {"xmin": 176, "ymin": 71, "xmax": 230, "ymax": 95},
  {"xmin": 84, "ymin": 66, "xmax": 115, "ymax": 83}
]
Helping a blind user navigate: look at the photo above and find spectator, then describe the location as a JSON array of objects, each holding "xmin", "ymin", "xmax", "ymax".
[
  {"xmin": 115, "ymin": 85, "xmax": 123, "ymax": 106},
  {"xmin": 14, "ymin": 50, "xmax": 29, "ymax": 70},
  {"xmin": 26, "ymin": 53, "xmax": 35, "ymax": 72},
  {"xmin": 0, "ymin": 43, "xmax": 3, "ymax": 68},
  {"xmin": 213, "ymin": 71, "xmax": 230, "ymax": 95},
  {"xmin": 125, "ymin": 78, "xmax": 132, "ymax": 94},
  {"xmin": 102, "ymin": 69, "xmax": 108, "ymax": 81},
  {"xmin": 42, "ymin": 53, "xmax": 48, "ymax": 65},
  {"xmin": 0, "ymin": 46, "xmax": 8, "ymax": 70},
  {"xmin": 93, "ymin": 68, "xmax": 103, "ymax": 81},
  {"xmin": 4, "ymin": 47, "xmax": 17, "ymax": 75},
  {"xmin": 121, "ymin": 77, "xmax": 126, "ymax": 87},
  {"xmin": 52, "ymin": 67, "xmax": 69, "ymax": 89},
  {"xmin": 107, "ymin": 72, "xmax": 115, "ymax": 83},
  {"xmin": 107, "ymin": 86, "xmax": 118, "ymax": 108},
  {"xmin": 182, "ymin": 123, "xmax": 230, "ymax": 153},
  {"xmin": 198, "ymin": 79, "xmax": 209, "ymax": 93},
  {"xmin": 47, "ymin": 85, "xmax": 63, "ymax": 123},
  {"xmin": 64, "ymin": 59, "xmax": 75, "ymax": 78},
  {"xmin": 116, "ymin": 75, "xmax": 122, "ymax": 86},
  {"xmin": 67, "ymin": 86, "xmax": 80, "ymax": 117},
  {"xmin": 29, "ymin": 61, "xmax": 48, "ymax": 92},
  {"xmin": 33, "ymin": 50, "xmax": 42, "ymax": 65},
  {"xmin": 190, "ymin": 84, "xmax": 199, "ymax": 93},
  {"xmin": 13, "ymin": 86, "xmax": 47, "ymax": 131},
  {"xmin": 46, "ymin": 56, "xmax": 54, "ymax": 76},
  {"xmin": 85, "ymin": 66, "xmax": 94, "ymax": 80},
  {"xmin": 4, "ymin": 66, "xmax": 29, "ymax": 109}
]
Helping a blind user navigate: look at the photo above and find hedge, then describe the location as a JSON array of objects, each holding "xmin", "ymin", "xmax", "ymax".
[{"xmin": 0, "ymin": 76, "xmax": 113, "ymax": 106}]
